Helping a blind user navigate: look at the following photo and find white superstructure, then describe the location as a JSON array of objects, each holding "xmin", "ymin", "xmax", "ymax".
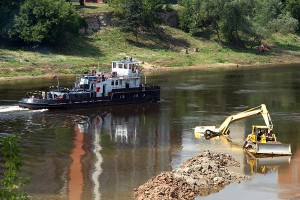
[{"xmin": 77, "ymin": 58, "xmax": 142, "ymax": 97}]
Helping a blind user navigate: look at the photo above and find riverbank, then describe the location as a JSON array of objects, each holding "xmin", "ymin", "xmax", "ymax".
[
  {"xmin": 1, "ymin": 26, "xmax": 300, "ymax": 78},
  {"xmin": 0, "ymin": 61, "xmax": 299, "ymax": 82},
  {"xmin": 141, "ymin": 61, "xmax": 300, "ymax": 74},
  {"xmin": 134, "ymin": 151, "xmax": 250, "ymax": 200}
]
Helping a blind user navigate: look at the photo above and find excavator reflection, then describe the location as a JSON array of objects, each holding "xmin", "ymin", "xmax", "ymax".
[
  {"xmin": 245, "ymin": 152, "xmax": 291, "ymax": 174},
  {"xmin": 205, "ymin": 134, "xmax": 292, "ymax": 175}
]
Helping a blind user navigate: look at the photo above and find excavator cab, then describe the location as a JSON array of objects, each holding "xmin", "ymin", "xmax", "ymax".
[{"xmin": 247, "ymin": 125, "xmax": 276, "ymax": 144}]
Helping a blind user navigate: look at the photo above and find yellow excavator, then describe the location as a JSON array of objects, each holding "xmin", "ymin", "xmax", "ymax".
[{"xmin": 194, "ymin": 104, "xmax": 291, "ymax": 156}]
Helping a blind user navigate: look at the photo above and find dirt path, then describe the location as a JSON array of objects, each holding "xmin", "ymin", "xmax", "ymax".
[{"xmin": 134, "ymin": 151, "xmax": 250, "ymax": 200}]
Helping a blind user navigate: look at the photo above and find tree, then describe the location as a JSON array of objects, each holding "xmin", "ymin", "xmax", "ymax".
[
  {"xmin": 252, "ymin": 0, "xmax": 297, "ymax": 40},
  {"xmin": 178, "ymin": 0, "xmax": 202, "ymax": 34},
  {"xmin": 179, "ymin": 0, "xmax": 257, "ymax": 46},
  {"xmin": 285, "ymin": 0, "xmax": 300, "ymax": 32},
  {"xmin": 110, "ymin": 0, "xmax": 163, "ymax": 42},
  {"xmin": 141, "ymin": 0, "xmax": 163, "ymax": 30},
  {"xmin": 201, "ymin": 0, "xmax": 227, "ymax": 44},
  {"xmin": 178, "ymin": 0, "xmax": 194, "ymax": 33},
  {"xmin": 0, "ymin": 0, "xmax": 25, "ymax": 40},
  {"xmin": 221, "ymin": 0, "xmax": 256, "ymax": 46},
  {"xmin": 119, "ymin": 0, "xmax": 143, "ymax": 41},
  {"xmin": 8, "ymin": 0, "xmax": 83, "ymax": 45},
  {"xmin": 268, "ymin": 12, "xmax": 298, "ymax": 34},
  {"xmin": 252, "ymin": 0, "xmax": 283, "ymax": 39}
]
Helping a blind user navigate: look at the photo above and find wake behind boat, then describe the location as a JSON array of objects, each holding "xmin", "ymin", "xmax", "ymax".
[{"xmin": 18, "ymin": 58, "xmax": 160, "ymax": 109}]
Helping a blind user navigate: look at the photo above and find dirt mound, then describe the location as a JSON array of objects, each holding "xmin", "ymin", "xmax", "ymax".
[{"xmin": 134, "ymin": 151, "xmax": 250, "ymax": 200}]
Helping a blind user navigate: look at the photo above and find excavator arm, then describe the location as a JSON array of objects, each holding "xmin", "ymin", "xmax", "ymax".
[
  {"xmin": 218, "ymin": 104, "xmax": 273, "ymax": 135},
  {"xmin": 194, "ymin": 104, "xmax": 273, "ymax": 139}
]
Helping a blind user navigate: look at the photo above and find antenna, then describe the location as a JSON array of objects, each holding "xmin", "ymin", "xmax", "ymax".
[{"xmin": 53, "ymin": 75, "xmax": 60, "ymax": 91}]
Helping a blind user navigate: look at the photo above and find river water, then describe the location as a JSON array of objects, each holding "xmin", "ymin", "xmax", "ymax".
[{"xmin": 0, "ymin": 64, "xmax": 299, "ymax": 200}]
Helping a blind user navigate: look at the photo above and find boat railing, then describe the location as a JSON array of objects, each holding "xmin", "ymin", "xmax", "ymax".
[{"xmin": 49, "ymin": 86, "xmax": 69, "ymax": 92}]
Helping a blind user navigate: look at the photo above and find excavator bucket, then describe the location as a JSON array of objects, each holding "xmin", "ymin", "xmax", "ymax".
[{"xmin": 256, "ymin": 143, "xmax": 292, "ymax": 155}]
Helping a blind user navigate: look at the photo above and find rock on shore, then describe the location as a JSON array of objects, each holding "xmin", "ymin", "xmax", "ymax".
[{"xmin": 134, "ymin": 151, "xmax": 250, "ymax": 200}]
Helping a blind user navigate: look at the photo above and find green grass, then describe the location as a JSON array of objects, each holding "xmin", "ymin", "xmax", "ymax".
[{"xmin": 0, "ymin": 25, "xmax": 299, "ymax": 78}]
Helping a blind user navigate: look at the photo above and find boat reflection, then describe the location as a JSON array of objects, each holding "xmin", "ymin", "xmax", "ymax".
[
  {"xmin": 96, "ymin": 112, "xmax": 139, "ymax": 144},
  {"xmin": 68, "ymin": 119, "xmax": 103, "ymax": 200},
  {"xmin": 67, "ymin": 104, "xmax": 172, "ymax": 200},
  {"xmin": 278, "ymin": 148, "xmax": 300, "ymax": 199},
  {"xmin": 69, "ymin": 124, "xmax": 85, "ymax": 200}
]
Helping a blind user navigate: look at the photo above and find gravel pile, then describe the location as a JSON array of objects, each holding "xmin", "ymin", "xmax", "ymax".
[{"xmin": 134, "ymin": 151, "xmax": 250, "ymax": 200}]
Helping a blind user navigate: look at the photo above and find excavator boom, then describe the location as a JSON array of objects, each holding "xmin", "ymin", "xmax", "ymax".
[
  {"xmin": 217, "ymin": 104, "xmax": 273, "ymax": 135},
  {"xmin": 194, "ymin": 104, "xmax": 272, "ymax": 137}
]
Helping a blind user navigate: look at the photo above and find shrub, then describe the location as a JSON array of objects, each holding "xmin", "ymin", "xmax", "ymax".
[{"xmin": 9, "ymin": 0, "xmax": 83, "ymax": 45}]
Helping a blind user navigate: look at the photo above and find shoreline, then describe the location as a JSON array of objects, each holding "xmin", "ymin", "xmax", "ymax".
[
  {"xmin": 142, "ymin": 61, "xmax": 300, "ymax": 74},
  {"xmin": 0, "ymin": 62, "xmax": 299, "ymax": 82}
]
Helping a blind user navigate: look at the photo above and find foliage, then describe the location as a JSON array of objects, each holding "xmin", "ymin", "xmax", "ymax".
[
  {"xmin": 221, "ymin": 0, "xmax": 256, "ymax": 46},
  {"xmin": 109, "ymin": 0, "xmax": 163, "ymax": 42},
  {"xmin": 0, "ymin": 135, "xmax": 29, "ymax": 200},
  {"xmin": 178, "ymin": 0, "xmax": 202, "ymax": 34},
  {"xmin": 200, "ymin": 0, "xmax": 227, "ymax": 44},
  {"xmin": 284, "ymin": 0, "xmax": 300, "ymax": 32},
  {"xmin": 251, "ymin": 0, "xmax": 283, "ymax": 39},
  {"xmin": 0, "ymin": 0, "xmax": 25, "ymax": 40},
  {"xmin": 178, "ymin": 0, "xmax": 299, "ymax": 47},
  {"xmin": 268, "ymin": 12, "xmax": 299, "ymax": 34},
  {"xmin": 8, "ymin": 0, "xmax": 83, "ymax": 45},
  {"xmin": 164, "ymin": 0, "xmax": 178, "ymax": 3}
]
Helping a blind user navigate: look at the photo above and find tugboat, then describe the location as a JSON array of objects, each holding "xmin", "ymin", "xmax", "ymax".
[{"xmin": 18, "ymin": 58, "xmax": 160, "ymax": 109}]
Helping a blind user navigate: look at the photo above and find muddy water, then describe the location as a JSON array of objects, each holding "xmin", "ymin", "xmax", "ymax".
[{"xmin": 0, "ymin": 64, "xmax": 299, "ymax": 200}]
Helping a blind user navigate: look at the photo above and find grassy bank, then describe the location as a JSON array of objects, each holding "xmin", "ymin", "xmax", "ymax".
[{"xmin": 1, "ymin": 25, "xmax": 300, "ymax": 77}]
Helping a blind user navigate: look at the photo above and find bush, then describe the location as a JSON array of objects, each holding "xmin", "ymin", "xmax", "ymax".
[
  {"xmin": 9, "ymin": 0, "xmax": 83, "ymax": 45},
  {"xmin": 268, "ymin": 13, "xmax": 299, "ymax": 34},
  {"xmin": 0, "ymin": 135, "xmax": 29, "ymax": 199}
]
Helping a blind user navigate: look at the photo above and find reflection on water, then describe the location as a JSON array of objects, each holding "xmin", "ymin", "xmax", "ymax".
[
  {"xmin": 245, "ymin": 153, "xmax": 291, "ymax": 174},
  {"xmin": 278, "ymin": 149, "xmax": 300, "ymax": 199},
  {"xmin": 0, "ymin": 64, "xmax": 299, "ymax": 199}
]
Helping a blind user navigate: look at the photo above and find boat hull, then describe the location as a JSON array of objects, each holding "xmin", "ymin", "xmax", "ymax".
[{"xmin": 19, "ymin": 88, "xmax": 160, "ymax": 110}]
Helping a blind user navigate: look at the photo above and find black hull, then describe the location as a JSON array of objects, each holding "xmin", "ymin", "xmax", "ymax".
[{"xmin": 19, "ymin": 88, "xmax": 160, "ymax": 110}]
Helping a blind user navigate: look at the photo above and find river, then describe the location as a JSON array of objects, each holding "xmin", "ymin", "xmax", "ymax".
[{"xmin": 0, "ymin": 64, "xmax": 299, "ymax": 200}]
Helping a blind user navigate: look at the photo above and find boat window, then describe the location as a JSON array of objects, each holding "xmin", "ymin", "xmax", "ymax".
[
  {"xmin": 111, "ymin": 80, "xmax": 114, "ymax": 85},
  {"xmin": 113, "ymin": 62, "xmax": 116, "ymax": 68},
  {"xmin": 124, "ymin": 64, "xmax": 127, "ymax": 69},
  {"xmin": 116, "ymin": 80, "xmax": 118, "ymax": 85},
  {"xmin": 118, "ymin": 63, "xmax": 123, "ymax": 69},
  {"xmin": 129, "ymin": 64, "xmax": 132, "ymax": 69}
]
